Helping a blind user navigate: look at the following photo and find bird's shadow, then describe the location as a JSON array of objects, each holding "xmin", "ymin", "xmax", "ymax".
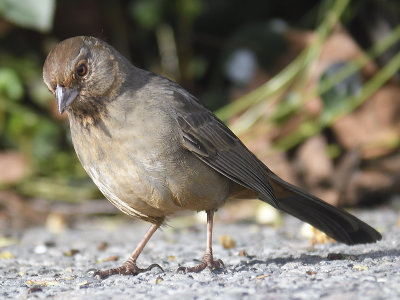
[{"xmin": 232, "ymin": 248, "xmax": 400, "ymax": 271}]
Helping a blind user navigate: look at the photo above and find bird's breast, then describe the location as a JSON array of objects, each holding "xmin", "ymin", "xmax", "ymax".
[{"xmin": 67, "ymin": 107, "xmax": 231, "ymax": 219}]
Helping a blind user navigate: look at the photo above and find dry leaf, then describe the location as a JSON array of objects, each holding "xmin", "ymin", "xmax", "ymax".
[
  {"xmin": 295, "ymin": 135, "xmax": 333, "ymax": 187},
  {"xmin": 301, "ymin": 223, "xmax": 334, "ymax": 245},
  {"xmin": 28, "ymin": 285, "xmax": 43, "ymax": 293},
  {"xmin": 27, "ymin": 280, "xmax": 58, "ymax": 286},
  {"xmin": 0, "ymin": 151, "xmax": 27, "ymax": 185},
  {"xmin": 353, "ymin": 265, "xmax": 369, "ymax": 271},
  {"xmin": 168, "ymin": 255, "xmax": 176, "ymax": 261},
  {"xmin": 96, "ymin": 256, "xmax": 119, "ymax": 264},
  {"xmin": 0, "ymin": 251, "xmax": 14, "ymax": 259},
  {"xmin": 97, "ymin": 242, "xmax": 108, "ymax": 251},
  {"xmin": 219, "ymin": 234, "xmax": 236, "ymax": 249},
  {"xmin": 155, "ymin": 276, "xmax": 163, "ymax": 284},
  {"xmin": 45, "ymin": 212, "xmax": 66, "ymax": 234},
  {"xmin": 106, "ymin": 255, "xmax": 119, "ymax": 261},
  {"xmin": 332, "ymin": 83, "xmax": 400, "ymax": 159},
  {"xmin": 306, "ymin": 270, "xmax": 317, "ymax": 275},
  {"xmin": 63, "ymin": 249, "xmax": 80, "ymax": 257},
  {"xmin": 77, "ymin": 281, "xmax": 89, "ymax": 288}
]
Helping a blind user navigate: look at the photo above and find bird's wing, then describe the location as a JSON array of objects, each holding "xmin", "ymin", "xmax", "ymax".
[
  {"xmin": 171, "ymin": 88, "xmax": 278, "ymax": 207},
  {"xmin": 165, "ymin": 82, "xmax": 381, "ymax": 245}
]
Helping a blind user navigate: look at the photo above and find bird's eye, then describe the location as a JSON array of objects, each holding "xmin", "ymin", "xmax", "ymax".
[{"xmin": 76, "ymin": 63, "xmax": 88, "ymax": 77}]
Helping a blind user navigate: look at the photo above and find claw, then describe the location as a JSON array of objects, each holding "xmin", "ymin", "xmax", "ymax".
[
  {"xmin": 178, "ymin": 211, "xmax": 225, "ymax": 274},
  {"xmin": 176, "ymin": 266, "xmax": 188, "ymax": 274},
  {"xmin": 145, "ymin": 263, "xmax": 164, "ymax": 272},
  {"xmin": 177, "ymin": 255, "xmax": 225, "ymax": 273},
  {"xmin": 91, "ymin": 262, "xmax": 164, "ymax": 280},
  {"xmin": 87, "ymin": 223, "xmax": 163, "ymax": 280}
]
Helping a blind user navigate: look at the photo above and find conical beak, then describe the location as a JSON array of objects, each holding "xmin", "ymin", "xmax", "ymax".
[{"xmin": 55, "ymin": 85, "xmax": 78, "ymax": 114}]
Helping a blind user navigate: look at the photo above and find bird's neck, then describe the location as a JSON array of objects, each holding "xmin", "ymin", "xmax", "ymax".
[{"xmin": 67, "ymin": 98, "xmax": 108, "ymax": 130}]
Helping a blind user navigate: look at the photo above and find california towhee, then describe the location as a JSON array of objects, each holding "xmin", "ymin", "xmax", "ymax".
[{"xmin": 43, "ymin": 36, "xmax": 381, "ymax": 279}]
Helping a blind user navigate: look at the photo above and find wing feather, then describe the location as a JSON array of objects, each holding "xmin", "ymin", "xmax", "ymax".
[{"xmin": 175, "ymin": 101, "xmax": 278, "ymax": 207}]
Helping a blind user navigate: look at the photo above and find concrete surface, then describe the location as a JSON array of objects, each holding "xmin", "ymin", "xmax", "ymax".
[{"xmin": 0, "ymin": 204, "xmax": 399, "ymax": 300}]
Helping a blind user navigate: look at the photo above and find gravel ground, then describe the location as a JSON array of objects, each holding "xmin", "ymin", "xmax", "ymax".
[{"xmin": 0, "ymin": 204, "xmax": 399, "ymax": 300}]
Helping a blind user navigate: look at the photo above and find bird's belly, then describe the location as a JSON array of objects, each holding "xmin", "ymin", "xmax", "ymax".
[
  {"xmin": 83, "ymin": 153, "xmax": 230, "ymax": 218},
  {"xmin": 72, "ymin": 127, "xmax": 230, "ymax": 219}
]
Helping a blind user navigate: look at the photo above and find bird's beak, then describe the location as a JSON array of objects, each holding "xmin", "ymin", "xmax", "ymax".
[{"xmin": 55, "ymin": 85, "xmax": 78, "ymax": 114}]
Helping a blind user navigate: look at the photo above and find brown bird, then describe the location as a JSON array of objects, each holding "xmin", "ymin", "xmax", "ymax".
[{"xmin": 43, "ymin": 36, "xmax": 381, "ymax": 279}]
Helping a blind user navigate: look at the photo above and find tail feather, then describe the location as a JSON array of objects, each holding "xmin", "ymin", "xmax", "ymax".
[{"xmin": 264, "ymin": 173, "xmax": 381, "ymax": 245}]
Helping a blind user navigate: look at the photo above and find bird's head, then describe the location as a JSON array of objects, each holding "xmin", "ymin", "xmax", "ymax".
[{"xmin": 43, "ymin": 36, "xmax": 124, "ymax": 115}]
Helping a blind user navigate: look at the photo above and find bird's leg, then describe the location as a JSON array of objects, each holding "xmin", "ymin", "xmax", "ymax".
[
  {"xmin": 178, "ymin": 210, "xmax": 224, "ymax": 273},
  {"xmin": 93, "ymin": 223, "xmax": 163, "ymax": 279}
]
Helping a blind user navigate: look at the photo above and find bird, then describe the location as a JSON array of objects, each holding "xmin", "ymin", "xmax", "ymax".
[{"xmin": 43, "ymin": 36, "xmax": 381, "ymax": 279}]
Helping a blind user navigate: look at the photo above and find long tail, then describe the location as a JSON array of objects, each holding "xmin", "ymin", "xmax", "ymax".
[{"xmin": 263, "ymin": 173, "xmax": 382, "ymax": 245}]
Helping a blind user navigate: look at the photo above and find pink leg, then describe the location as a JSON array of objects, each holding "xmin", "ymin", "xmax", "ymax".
[
  {"xmin": 93, "ymin": 223, "xmax": 163, "ymax": 279},
  {"xmin": 178, "ymin": 210, "xmax": 224, "ymax": 273}
]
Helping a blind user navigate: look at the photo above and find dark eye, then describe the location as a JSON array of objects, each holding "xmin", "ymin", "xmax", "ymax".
[{"xmin": 76, "ymin": 63, "xmax": 88, "ymax": 77}]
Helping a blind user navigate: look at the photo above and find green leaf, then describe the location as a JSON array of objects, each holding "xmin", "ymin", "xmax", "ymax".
[
  {"xmin": 0, "ymin": 68, "xmax": 24, "ymax": 101},
  {"xmin": 32, "ymin": 119, "xmax": 62, "ymax": 161},
  {"xmin": 271, "ymin": 92, "xmax": 302, "ymax": 124},
  {"xmin": 130, "ymin": 0, "xmax": 163, "ymax": 29},
  {"xmin": 0, "ymin": 0, "xmax": 55, "ymax": 32},
  {"xmin": 319, "ymin": 62, "xmax": 362, "ymax": 124},
  {"xmin": 175, "ymin": 0, "xmax": 203, "ymax": 20}
]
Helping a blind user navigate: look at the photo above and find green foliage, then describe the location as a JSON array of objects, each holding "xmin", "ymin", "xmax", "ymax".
[
  {"xmin": 319, "ymin": 62, "xmax": 362, "ymax": 124},
  {"xmin": 130, "ymin": 0, "xmax": 203, "ymax": 29},
  {"xmin": 271, "ymin": 92, "xmax": 302, "ymax": 124},
  {"xmin": 0, "ymin": 68, "xmax": 23, "ymax": 101},
  {"xmin": 0, "ymin": 0, "xmax": 55, "ymax": 32},
  {"xmin": 1, "ymin": 0, "xmax": 400, "ymax": 202},
  {"xmin": 0, "ymin": 51, "xmax": 92, "ymax": 200},
  {"xmin": 130, "ymin": 0, "xmax": 164, "ymax": 29}
]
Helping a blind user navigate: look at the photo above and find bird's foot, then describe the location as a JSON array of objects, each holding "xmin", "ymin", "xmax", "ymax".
[
  {"xmin": 90, "ymin": 259, "xmax": 163, "ymax": 279},
  {"xmin": 177, "ymin": 251, "xmax": 224, "ymax": 273}
]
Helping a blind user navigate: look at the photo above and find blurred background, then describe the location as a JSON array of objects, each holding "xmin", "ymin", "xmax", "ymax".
[{"xmin": 0, "ymin": 0, "xmax": 400, "ymax": 234}]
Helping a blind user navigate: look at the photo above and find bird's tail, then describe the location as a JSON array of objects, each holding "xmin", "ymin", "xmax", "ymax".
[{"xmin": 262, "ymin": 173, "xmax": 382, "ymax": 245}]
